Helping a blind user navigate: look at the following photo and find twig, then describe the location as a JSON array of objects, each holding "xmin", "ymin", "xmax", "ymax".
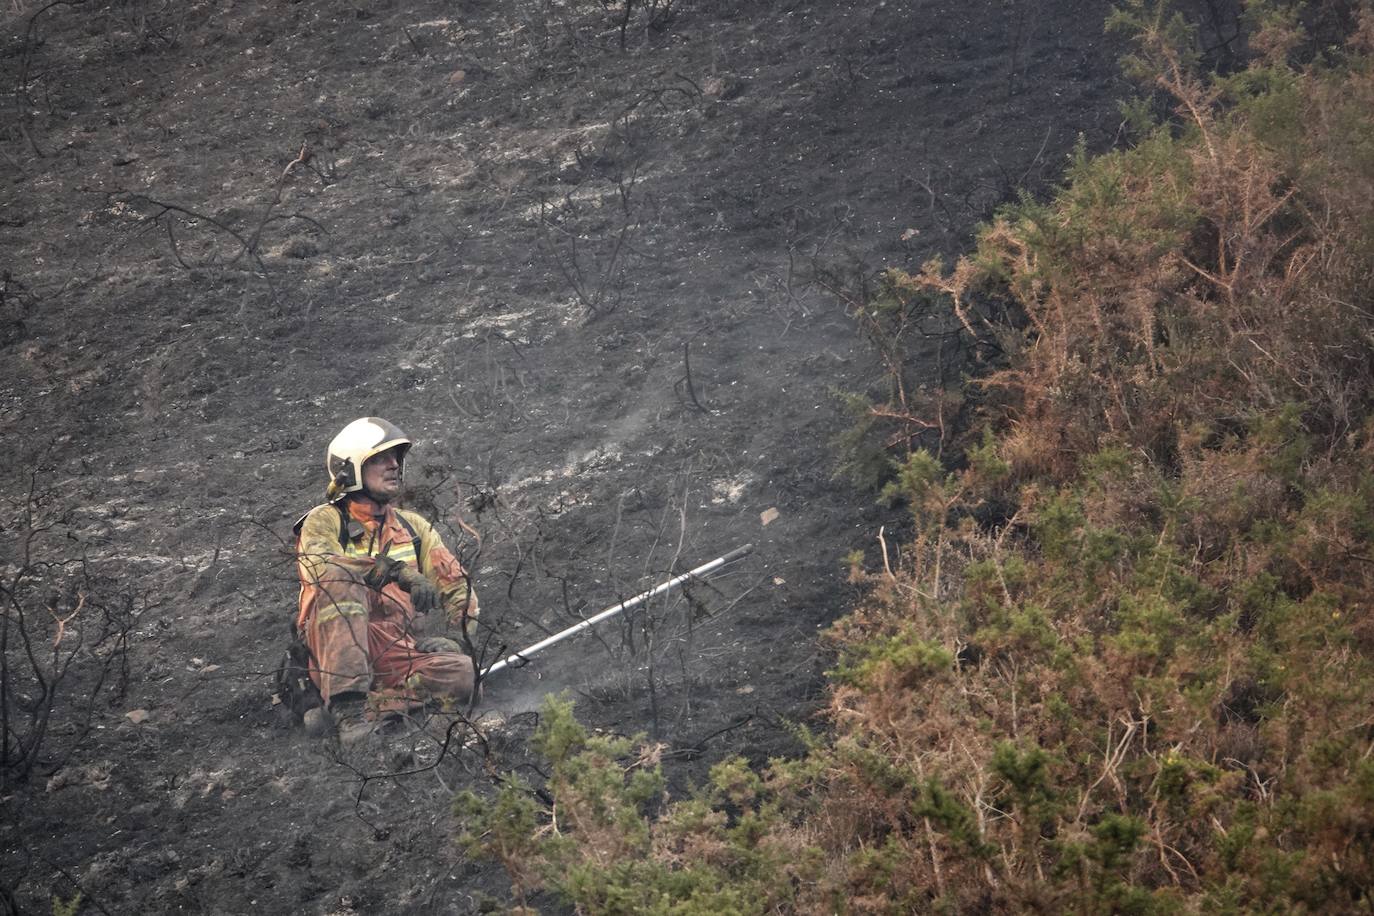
[
  {"xmin": 339, "ymin": 710, "xmax": 489, "ymax": 838},
  {"xmin": 402, "ymin": 26, "xmax": 426, "ymax": 56},
  {"xmin": 48, "ymin": 592, "xmax": 83, "ymax": 649},
  {"xmin": 12, "ymin": 1, "xmax": 92, "ymax": 157},
  {"xmin": 1017, "ymin": 125, "xmax": 1053, "ymax": 187},
  {"xmin": 659, "ymin": 714, "xmax": 754, "ymax": 760},
  {"xmin": 242, "ymin": 143, "xmax": 312, "ymax": 258},
  {"xmin": 674, "ymin": 340, "xmax": 710, "ymax": 414},
  {"xmin": 108, "ymin": 192, "xmax": 283, "ymax": 306},
  {"xmin": 34, "ymin": 850, "xmax": 115, "ymax": 916},
  {"xmin": 877, "ymin": 526, "xmax": 897, "ymax": 582}
]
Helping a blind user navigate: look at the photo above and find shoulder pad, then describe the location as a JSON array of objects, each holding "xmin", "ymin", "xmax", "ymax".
[{"xmin": 293, "ymin": 503, "xmax": 340, "ymax": 537}]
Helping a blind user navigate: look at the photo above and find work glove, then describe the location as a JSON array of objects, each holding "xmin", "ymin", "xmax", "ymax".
[
  {"xmin": 362, "ymin": 555, "xmax": 404, "ymax": 590},
  {"xmin": 364, "ymin": 557, "xmax": 442, "ymax": 614},
  {"xmin": 415, "ymin": 636, "xmax": 462, "ymax": 654},
  {"xmin": 396, "ymin": 566, "xmax": 442, "ymax": 614}
]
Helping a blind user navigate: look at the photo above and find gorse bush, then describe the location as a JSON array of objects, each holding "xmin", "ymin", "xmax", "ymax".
[
  {"xmin": 454, "ymin": 695, "xmax": 816, "ymax": 914},
  {"xmin": 457, "ymin": 1, "xmax": 1374, "ymax": 911}
]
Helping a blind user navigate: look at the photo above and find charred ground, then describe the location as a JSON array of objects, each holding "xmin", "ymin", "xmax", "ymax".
[{"xmin": 2, "ymin": 1, "xmax": 1127, "ymax": 912}]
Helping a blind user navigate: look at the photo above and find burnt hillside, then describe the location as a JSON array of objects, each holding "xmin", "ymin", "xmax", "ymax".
[{"xmin": 1, "ymin": 1, "xmax": 1126, "ymax": 911}]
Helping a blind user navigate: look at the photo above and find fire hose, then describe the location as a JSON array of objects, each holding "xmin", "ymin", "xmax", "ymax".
[{"xmin": 481, "ymin": 543, "xmax": 754, "ymax": 679}]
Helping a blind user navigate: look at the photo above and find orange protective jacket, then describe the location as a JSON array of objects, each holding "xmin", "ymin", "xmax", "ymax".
[
  {"xmin": 294, "ymin": 496, "xmax": 479, "ymax": 706},
  {"xmin": 295, "ymin": 496, "xmax": 478, "ymax": 632}
]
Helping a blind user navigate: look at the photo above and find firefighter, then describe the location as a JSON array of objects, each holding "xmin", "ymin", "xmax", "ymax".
[{"xmin": 295, "ymin": 417, "xmax": 478, "ymax": 741}]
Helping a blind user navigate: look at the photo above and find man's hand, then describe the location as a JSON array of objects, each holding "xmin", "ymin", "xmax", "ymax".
[
  {"xmin": 396, "ymin": 566, "xmax": 442, "ymax": 614},
  {"xmin": 415, "ymin": 636, "xmax": 462, "ymax": 654}
]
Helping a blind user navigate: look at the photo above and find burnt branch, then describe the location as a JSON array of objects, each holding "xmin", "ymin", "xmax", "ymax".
[
  {"xmin": 10, "ymin": 0, "xmax": 91, "ymax": 158},
  {"xmin": 1, "ymin": 455, "xmax": 141, "ymax": 791},
  {"xmin": 673, "ymin": 339, "xmax": 711, "ymax": 414}
]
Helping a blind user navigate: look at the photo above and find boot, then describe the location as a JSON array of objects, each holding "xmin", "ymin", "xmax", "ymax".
[
  {"xmin": 303, "ymin": 694, "xmax": 374, "ymax": 745},
  {"xmin": 302, "ymin": 704, "xmax": 331, "ymax": 738}
]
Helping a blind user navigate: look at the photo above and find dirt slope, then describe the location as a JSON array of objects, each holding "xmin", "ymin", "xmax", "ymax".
[{"xmin": 1, "ymin": 1, "xmax": 1124, "ymax": 911}]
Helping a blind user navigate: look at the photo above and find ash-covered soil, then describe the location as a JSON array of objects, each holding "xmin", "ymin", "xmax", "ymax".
[{"xmin": 1, "ymin": 0, "xmax": 1125, "ymax": 911}]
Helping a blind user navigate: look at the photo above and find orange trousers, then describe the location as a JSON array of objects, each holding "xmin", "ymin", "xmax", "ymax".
[{"xmin": 300, "ymin": 564, "xmax": 475, "ymax": 711}]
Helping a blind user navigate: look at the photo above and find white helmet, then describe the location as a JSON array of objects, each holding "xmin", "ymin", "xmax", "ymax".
[{"xmin": 325, "ymin": 417, "xmax": 411, "ymax": 501}]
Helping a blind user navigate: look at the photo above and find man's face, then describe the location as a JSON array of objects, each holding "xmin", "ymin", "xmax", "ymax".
[{"xmin": 361, "ymin": 447, "xmax": 403, "ymax": 503}]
